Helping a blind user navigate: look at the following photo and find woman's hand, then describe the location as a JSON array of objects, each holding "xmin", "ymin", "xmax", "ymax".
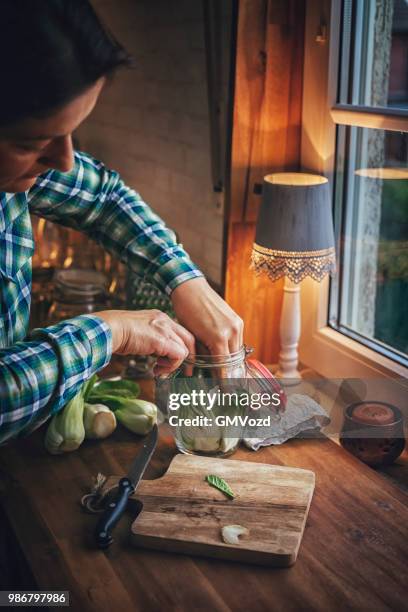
[
  {"xmin": 171, "ymin": 277, "xmax": 244, "ymax": 355},
  {"xmin": 96, "ymin": 309, "xmax": 195, "ymax": 376}
]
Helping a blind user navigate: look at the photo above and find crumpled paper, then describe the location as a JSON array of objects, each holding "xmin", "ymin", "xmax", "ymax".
[{"xmin": 244, "ymin": 393, "xmax": 330, "ymax": 451}]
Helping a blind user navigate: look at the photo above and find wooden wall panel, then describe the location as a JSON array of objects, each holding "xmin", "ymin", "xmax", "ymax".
[
  {"xmin": 228, "ymin": 0, "xmax": 267, "ymax": 223},
  {"xmin": 225, "ymin": 0, "xmax": 305, "ymax": 363},
  {"xmin": 226, "ymin": 222, "xmax": 284, "ymax": 363}
]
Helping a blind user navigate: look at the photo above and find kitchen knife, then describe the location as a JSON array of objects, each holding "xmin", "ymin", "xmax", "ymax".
[{"xmin": 95, "ymin": 424, "xmax": 158, "ymax": 549}]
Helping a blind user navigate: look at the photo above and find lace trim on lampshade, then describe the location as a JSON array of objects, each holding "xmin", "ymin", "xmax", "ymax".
[{"xmin": 251, "ymin": 243, "xmax": 336, "ymax": 283}]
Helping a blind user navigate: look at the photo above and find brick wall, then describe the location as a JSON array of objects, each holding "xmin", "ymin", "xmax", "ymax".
[{"xmin": 77, "ymin": 0, "xmax": 232, "ymax": 287}]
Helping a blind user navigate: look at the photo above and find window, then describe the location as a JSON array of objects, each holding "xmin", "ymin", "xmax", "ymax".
[{"xmin": 329, "ymin": 0, "xmax": 408, "ymax": 368}]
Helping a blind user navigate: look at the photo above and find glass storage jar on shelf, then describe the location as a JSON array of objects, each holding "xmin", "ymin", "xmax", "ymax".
[
  {"xmin": 158, "ymin": 347, "xmax": 285, "ymax": 458},
  {"xmin": 48, "ymin": 269, "xmax": 109, "ymax": 323}
]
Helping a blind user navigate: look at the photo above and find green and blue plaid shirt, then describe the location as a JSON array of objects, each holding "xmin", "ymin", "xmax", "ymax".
[{"xmin": 0, "ymin": 150, "xmax": 202, "ymax": 444}]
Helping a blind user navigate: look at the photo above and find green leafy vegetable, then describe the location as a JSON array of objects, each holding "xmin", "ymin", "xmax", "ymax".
[
  {"xmin": 115, "ymin": 399, "xmax": 157, "ymax": 435},
  {"xmin": 44, "ymin": 390, "xmax": 85, "ymax": 454},
  {"xmin": 205, "ymin": 474, "xmax": 235, "ymax": 499},
  {"xmin": 89, "ymin": 378, "xmax": 140, "ymax": 401},
  {"xmin": 44, "ymin": 376, "xmax": 150, "ymax": 454},
  {"xmin": 82, "ymin": 374, "xmax": 98, "ymax": 401},
  {"xmin": 87, "ymin": 395, "xmax": 143, "ymax": 412}
]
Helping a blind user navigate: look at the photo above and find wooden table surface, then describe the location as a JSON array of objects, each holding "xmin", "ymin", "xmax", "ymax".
[{"xmin": 0, "ymin": 392, "xmax": 407, "ymax": 612}]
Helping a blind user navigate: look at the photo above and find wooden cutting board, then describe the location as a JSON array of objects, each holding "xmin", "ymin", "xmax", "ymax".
[{"xmin": 125, "ymin": 455, "xmax": 315, "ymax": 567}]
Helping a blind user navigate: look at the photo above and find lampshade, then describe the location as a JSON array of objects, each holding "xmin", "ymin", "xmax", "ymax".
[{"xmin": 251, "ymin": 173, "xmax": 336, "ymax": 283}]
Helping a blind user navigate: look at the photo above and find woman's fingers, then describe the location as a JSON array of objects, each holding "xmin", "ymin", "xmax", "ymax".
[
  {"xmin": 195, "ymin": 341, "xmax": 210, "ymax": 355},
  {"xmin": 210, "ymin": 335, "xmax": 230, "ymax": 356},
  {"xmin": 170, "ymin": 320, "xmax": 196, "ymax": 359},
  {"xmin": 228, "ymin": 316, "xmax": 244, "ymax": 353},
  {"xmin": 153, "ymin": 356, "xmax": 180, "ymax": 377},
  {"xmin": 95, "ymin": 309, "xmax": 192, "ymax": 375},
  {"xmin": 167, "ymin": 319, "xmax": 196, "ymax": 377},
  {"xmin": 209, "ymin": 318, "xmax": 243, "ymax": 355},
  {"xmin": 96, "ymin": 290, "xmax": 245, "ymax": 379},
  {"xmin": 151, "ymin": 327, "xmax": 190, "ymax": 376},
  {"xmin": 171, "ymin": 277, "xmax": 245, "ymax": 359},
  {"xmin": 156, "ymin": 335, "xmax": 188, "ymax": 362}
]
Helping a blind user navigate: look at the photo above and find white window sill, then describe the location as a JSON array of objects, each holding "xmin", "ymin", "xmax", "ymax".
[
  {"xmin": 298, "ymin": 276, "xmax": 408, "ymax": 380},
  {"xmin": 308, "ymin": 325, "xmax": 408, "ymax": 379}
]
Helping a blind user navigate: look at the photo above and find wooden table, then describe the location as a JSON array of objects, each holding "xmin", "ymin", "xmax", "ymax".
[{"xmin": 0, "ymin": 403, "xmax": 407, "ymax": 611}]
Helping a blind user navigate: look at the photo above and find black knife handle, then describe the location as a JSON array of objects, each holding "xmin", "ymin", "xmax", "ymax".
[{"xmin": 95, "ymin": 477, "xmax": 135, "ymax": 549}]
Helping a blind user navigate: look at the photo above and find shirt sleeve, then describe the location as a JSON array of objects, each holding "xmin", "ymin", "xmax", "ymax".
[
  {"xmin": 27, "ymin": 151, "xmax": 204, "ymax": 295},
  {"xmin": 0, "ymin": 315, "xmax": 111, "ymax": 445}
]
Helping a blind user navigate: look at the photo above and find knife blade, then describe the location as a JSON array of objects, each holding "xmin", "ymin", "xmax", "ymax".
[{"xmin": 95, "ymin": 424, "xmax": 158, "ymax": 549}]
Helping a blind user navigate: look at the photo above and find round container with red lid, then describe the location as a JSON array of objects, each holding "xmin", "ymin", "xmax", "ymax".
[{"xmin": 340, "ymin": 401, "xmax": 405, "ymax": 467}]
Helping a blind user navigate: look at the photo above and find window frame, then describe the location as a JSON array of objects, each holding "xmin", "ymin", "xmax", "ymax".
[{"xmin": 299, "ymin": 0, "xmax": 408, "ymax": 379}]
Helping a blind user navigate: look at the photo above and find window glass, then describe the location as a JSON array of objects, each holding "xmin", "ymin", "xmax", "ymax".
[
  {"xmin": 339, "ymin": 0, "xmax": 408, "ymax": 109},
  {"xmin": 331, "ymin": 127, "xmax": 408, "ymax": 363}
]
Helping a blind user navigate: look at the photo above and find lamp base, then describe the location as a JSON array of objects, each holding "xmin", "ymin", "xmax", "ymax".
[
  {"xmin": 270, "ymin": 362, "xmax": 303, "ymax": 386},
  {"xmin": 274, "ymin": 369, "xmax": 302, "ymax": 386},
  {"xmin": 276, "ymin": 277, "xmax": 302, "ymax": 383}
]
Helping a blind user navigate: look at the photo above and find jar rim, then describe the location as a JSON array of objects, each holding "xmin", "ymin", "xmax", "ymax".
[{"xmin": 183, "ymin": 345, "xmax": 252, "ymax": 366}]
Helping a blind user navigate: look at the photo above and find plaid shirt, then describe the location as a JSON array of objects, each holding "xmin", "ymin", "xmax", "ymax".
[{"xmin": 0, "ymin": 151, "xmax": 202, "ymax": 444}]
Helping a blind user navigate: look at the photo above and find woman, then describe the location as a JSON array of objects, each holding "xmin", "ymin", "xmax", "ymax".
[{"xmin": 0, "ymin": 0, "xmax": 243, "ymax": 443}]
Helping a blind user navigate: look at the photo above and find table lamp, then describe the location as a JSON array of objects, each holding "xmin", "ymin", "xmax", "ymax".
[{"xmin": 251, "ymin": 173, "xmax": 336, "ymax": 381}]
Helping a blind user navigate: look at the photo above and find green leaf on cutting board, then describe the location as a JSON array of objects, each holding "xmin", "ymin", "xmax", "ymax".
[{"xmin": 205, "ymin": 474, "xmax": 235, "ymax": 499}]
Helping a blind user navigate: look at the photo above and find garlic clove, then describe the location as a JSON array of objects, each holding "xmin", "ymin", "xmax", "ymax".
[
  {"xmin": 193, "ymin": 436, "xmax": 222, "ymax": 452},
  {"xmin": 221, "ymin": 524, "xmax": 249, "ymax": 545}
]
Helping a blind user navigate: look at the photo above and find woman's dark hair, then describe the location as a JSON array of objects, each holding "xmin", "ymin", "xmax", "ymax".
[{"xmin": 0, "ymin": 0, "xmax": 131, "ymax": 125}]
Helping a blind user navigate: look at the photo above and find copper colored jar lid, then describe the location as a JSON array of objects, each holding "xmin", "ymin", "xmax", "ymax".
[{"xmin": 351, "ymin": 402, "xmax": 396, "ymax": 426}]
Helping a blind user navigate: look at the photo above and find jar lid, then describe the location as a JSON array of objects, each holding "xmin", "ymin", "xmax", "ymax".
[
  {"xmin": 54, "ymin": 268, "xmax": 108, "ymax": 302},
  {"xmin": 350, "ymin": 402, "xmax": 397, "ymax": 426},
  {"xmin": 55, "ymin": 268, "xmax": 107, "ymax": 292},
  {"xmin": 246, "ymin": 359, "xmax": 287, "ymax": 409}
]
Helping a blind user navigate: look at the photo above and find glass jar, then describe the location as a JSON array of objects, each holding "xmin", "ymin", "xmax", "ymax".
[
  {"xmin": 158, "ymin": 347, "xmax": 285, "ymax": 458},
  {"xmin": 48, "ymin": 269, "xmax": 109, "ymax": 323}
]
